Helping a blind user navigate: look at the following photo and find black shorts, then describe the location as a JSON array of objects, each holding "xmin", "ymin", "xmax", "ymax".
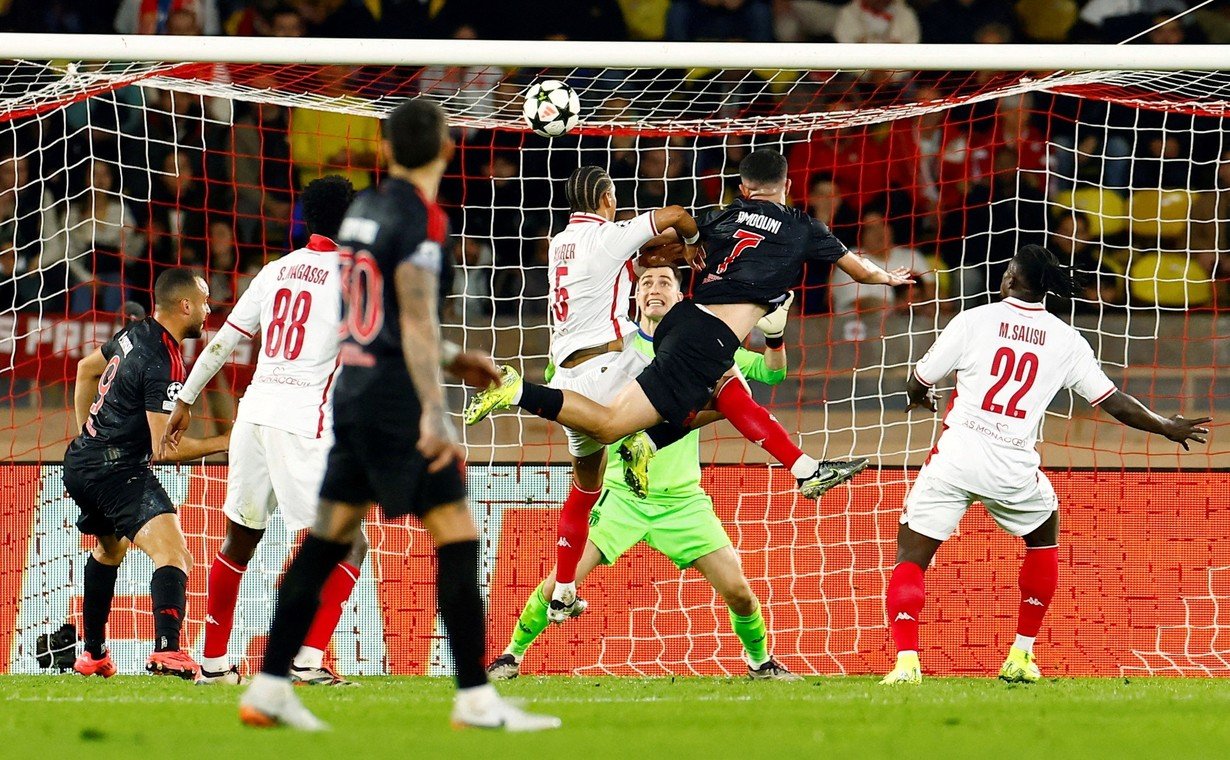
[
  {"xmin": 636, "ymin": 300, "xmax": 740, "ymax": 428},
  {"xmin": 63, "ymin": 445, "xmax": 175, "ymax": 541},
  {"xmin": 319, "ymin": 363, "xmax": 468, "ymax": 519}
]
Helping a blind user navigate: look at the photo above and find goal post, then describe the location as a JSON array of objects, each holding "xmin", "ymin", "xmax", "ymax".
[{"xmin": 1, "ymin": 38, "xmax": 1226, "ymax": 678}]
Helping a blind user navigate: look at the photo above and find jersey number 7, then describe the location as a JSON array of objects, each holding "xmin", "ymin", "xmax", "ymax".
[
  {"xmin": 981, "ymin": 346, "xmax": 1039, "ymax": 419},
  {"xmin": 715, "ymin": 229, "xmax": 764, "ymax": 275}
]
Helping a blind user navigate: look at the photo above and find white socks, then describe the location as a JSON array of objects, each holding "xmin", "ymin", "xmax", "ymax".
[
  {"xmin": 552, "ymin": 581, "xmax": 576, "ymax": 603},
  {"xmin": 1013, "ymin": 634, "xmax": 1035, "ymax": 654},
  {"xmin": 790, "ymin": 454, "xmax": 820, "ymax": 480},
  {"xmin": 293, "ymin": 646, "xmax": 325, "ymax": 670},
  {"xmin": 202, "ymin": 656, "xmax": 228, "ymax": 673}
]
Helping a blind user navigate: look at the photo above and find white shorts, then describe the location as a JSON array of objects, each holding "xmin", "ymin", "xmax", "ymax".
[
  {"xmin": 548, "ymin": 346, "xmax": 651, "ymax": 458},
  {"xmin": 223, "ymin": 420, "xmax": 332, "ymax": 533},
  {"xmin": 901, "ymin": 466, "xmax": 1059, "ymax": 542}
]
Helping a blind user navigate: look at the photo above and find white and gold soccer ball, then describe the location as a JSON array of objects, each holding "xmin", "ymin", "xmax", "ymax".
[{"xmin": 522, "ymin": 80, "xmax": 580, "ymax": 138}]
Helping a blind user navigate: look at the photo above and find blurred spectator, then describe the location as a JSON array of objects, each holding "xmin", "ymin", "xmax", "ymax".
[
  {"xmin": 62, "ymin": 161, "xmax": 145, "ymax": 313},
  {"xmin": 1014, "ymin": 0, "xmax": 1079, "ymax": 42},
  {"xmin": 1191, "ymin": 148, "xmax": 1230, "ymax": 291},
  {"xmin": 452, "ymin": 236, "xmax": 494, "ymax": 323},
  {"xmin": 268, "ymin": 3, "xmax": 308, "ymax": 36},
  {"xmin": 1193, "ymin": 3, "xmax": 1230, "ymax": 44},
  {"xmin": 621, "ymin": 142, "xmax": 712, "ymax": 213},
  {"xmin": 222, "ymin": 0, "xmax": 281, "ymax": 36},
  {"xmin": 830, "ymin": 208, "xmax": 933, "ymax": 314},
  {"xmin": 973, "ymin": 20, "xmax": 1013, "ymax": 44},
  {"xmin": 232, "ymin": 102, "xmax": 293, "ymax": 258},
  {"xmin": 205, "ymin": 217, "xmax": 239, "ymax": 308},
  {"xmin": 1131, "ymin": 134, "xmax": 1194, "ymax": 190},
  {"xmin": 798, "ymin": 172, "xmax": 857, "ymax": 314},
  {"xmin": 0, "ymin": 240, "xmax": 36, "ymax": 312},
  {"xmin": 1048, "ymin": 213, "xmax": 1125, "ymax": 307},
  {"xmin": 419, "ymin": 25, "xmax": 506, "ymax": 130},
  {"xmin": 619, "ymin": 0, "xmax": 670, "ymax": 39},
  {"xmin": 1076, "ymin": 0, "xmax": 1185, "ymax": 42},
  {"xmin": 114, "ymin": 0, "xmax": 220, "ymax": 35},
  {"xmin": 289, "ymin": 67, "xmax": 381, "ymax": 191},
  {"xmin": 1144, "ymin": 12, "xmax": 1201, "ymax": 44},
  {"xmin": 165, "ymin": 6, "xmax": 201, "ymax": 34},
  {"xmin": 667, "ymin": 0, "xmax": 774, "ymax": 42},
  {"xmin": 148, "ymin": 150, "xmax": 210, "ymax": 280},
  {"xmin": 918, "ymin": 0, "xmax": 1015, "ymax": 44},
  {"xmin": 2, "ymin": 153, "xmax": 67, "ymax": 308},
  {"xmin": 773, "ymin": 0, "xmax": 840, "ymax": 42},
  {"xmin": 832, "ymin": 0, "xmax": 919, "ymax": 44},
  {"xmin": 290, "ymin": 0, "xmax": 378, "ymax": 38}
]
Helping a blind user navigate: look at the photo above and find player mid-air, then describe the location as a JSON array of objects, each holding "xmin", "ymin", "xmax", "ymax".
[
  {"xmin": 161, "ymin": 176, "xmax": 358, "ymax": 686},
  {"xmin": 237, "ymin": 98, "xmax": 559, "ymax": 731},
  {"xmin": 67, "ymin": 269, "xmax": 230, "ymax": 679},
  {"xmin": 881, "ymin": 244, "xmax": 1211, "ymax": 685},
  {"xmin": 488, "ymin": 264, "xmax": 802, "ymax": 681},
  {"xmin": 517, "ymin": 165, "xmax": 703, "ymax": 621},
  {"xmin": 466, "ymin": 148, "xmax": 914, "ymax": 502}
]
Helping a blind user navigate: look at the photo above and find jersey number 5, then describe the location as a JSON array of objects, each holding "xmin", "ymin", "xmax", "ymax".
[
  {"xmin": 981, "ymin": 346, "xmax": 1039, "ymax": 419},
  {"xmin": 265, "ymin": 288, "xmax": 313, "ymax": 360},
  {"xmin": 715, "ymin": 229, "xmax": 764, "ymax": 274},
  {"xmin": 553, "ymin": 266, "xmax": 570, "ymax": 323}
]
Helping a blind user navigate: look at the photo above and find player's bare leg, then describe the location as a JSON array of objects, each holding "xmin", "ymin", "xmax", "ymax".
[
  {"xmin": 490, "ymin": 541, "xmax": 607, "ymax": 680},
  {"xmin": 692, "ymin": 546, "xmax": 802, "ymax": 681},
  {"xmin": 1000, "ymin": 512, "xmax": 1058, "ymax": 683},
  {"xmin": 421, "ymin": 501, "xmax": 560, "ymax": 731},
  {"xmin": 549, "ymin": 451, "xmax": 604, "ymax": 622},
  {"xmin": 74, "ymin": 535, "xmax": 128, "ymax": 678},
  {"xmin": 241, "ymin": 499, "xmax": 367, "ymax": 731},
  {"xmin": 290, "ymin": 530, "xmax": 368, "ymax": 687},
  {"xmin": 881, "ymin": 523, "xmax": 943, "ymax": 685},
  {"xmin": 199, "ymin": 519, "xmax": 262, "ymax": 685},
  {"xmin": 131, "ymin": 513, "xmax": 200, "ymax": 679}
]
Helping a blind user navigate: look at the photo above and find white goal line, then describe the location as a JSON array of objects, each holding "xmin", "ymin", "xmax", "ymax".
[{"xmin": 0, "ymin": 35, "xmax": 1227, "ymax": 71}]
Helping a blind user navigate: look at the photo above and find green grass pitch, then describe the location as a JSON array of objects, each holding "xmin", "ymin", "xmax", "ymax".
[{"xmin": 3, "ymin": 675, "xmax": 1229, "ymax": 759}]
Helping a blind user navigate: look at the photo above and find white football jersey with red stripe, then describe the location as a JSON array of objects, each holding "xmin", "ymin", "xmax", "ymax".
[
  {"xmin": 226, "ymin": 234, "xmax": 342, "ymax": 438},
  {"xmin": 913, "ymin": 296, "xmax": 1117, "ymax": 498},
  {"xmin": 547, "ymin": 211, "xmax": 659, "ymax": 365}
]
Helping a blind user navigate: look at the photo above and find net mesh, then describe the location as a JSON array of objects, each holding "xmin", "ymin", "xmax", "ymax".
[{"xmin": 2, "ymin": 56, "xmax": 1227, "ymax": 676}]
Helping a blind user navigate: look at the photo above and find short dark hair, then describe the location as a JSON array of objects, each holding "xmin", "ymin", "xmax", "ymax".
[
  {"xmin": 740, "ymin": 149, "xmax": 788, "ymax": 186},
  {"xmin": 565, "ymin": 166, "xmax": 613, "ymax": 213},
  {"xmin": 301, "ymin": 175, "xmax": 355, "ymax": 238},
  {"xmin": 154, "ymin": 268, "xmax": 202, "ymax": 308},
  {"xmin": 1013, "ymin": 244, "xmax": 1079, "ymax": 299},
  {"xmin": 639, "ymin": 262, "xmax": 682, "ymax": 286},
  {"xmin": 386, "ymin": 98, "xmax": 448, "ymax": 170}
]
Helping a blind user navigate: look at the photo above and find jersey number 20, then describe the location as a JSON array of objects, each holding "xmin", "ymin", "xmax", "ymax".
[{"xmin": 981, "ymin": 346, "xmax": 1038, "ymax": 419}]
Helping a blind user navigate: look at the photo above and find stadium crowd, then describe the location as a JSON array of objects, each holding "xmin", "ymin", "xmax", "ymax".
[{"xmin": 0, "ymin": 0, "xmax": 1227, "ymax": 330}]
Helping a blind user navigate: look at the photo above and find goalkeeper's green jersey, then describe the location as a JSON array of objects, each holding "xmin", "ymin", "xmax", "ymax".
[{"xmin": 601, "ymin": 329, "xmax": 786, "ymax": 508}]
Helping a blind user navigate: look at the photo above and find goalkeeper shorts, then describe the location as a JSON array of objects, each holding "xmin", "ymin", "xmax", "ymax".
[
  {"xmin": 223, "ymin": 420, "xmax": 332, "ymax": 533},
  {"xmin": 902, "ymin": 466, "xmax": 1058, "ymax": 542},
  {"xmin": 587, "ymin": 489, "xmax": 732, "ymax": 570}
]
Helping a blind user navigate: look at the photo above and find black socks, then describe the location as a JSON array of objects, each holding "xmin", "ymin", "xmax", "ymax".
[
  {"xmin": 261, "ymin": 534, "xmax": 351, "ymax": 677},
  {"xmin": 150, "ymin": 566, "xmax": 187, "ymax": 652},
  {"xmin": 83, "ymin": 556, "xmax": 119, "ymax": 658},
  {"xmin": 436, "ymin": 540, "xmax": 488, "ymax": 689}
]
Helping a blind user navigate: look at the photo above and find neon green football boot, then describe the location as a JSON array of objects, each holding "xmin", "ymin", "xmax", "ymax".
[
  {"xmin": 464, "ymin": 365, "xmax": 522, "ymax": 426},
  {"xmin": 617, "ymin": 431, "xmax": 655, "ymax": 499},
  {"xmin": 998, "ymin": 646, "xmax": 1042, "ymax": 683},
  {"xmin": 879, "ymin": 651, "xmax": 922, "ymax": 685}
]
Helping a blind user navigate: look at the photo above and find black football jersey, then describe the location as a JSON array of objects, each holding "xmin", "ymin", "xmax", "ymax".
[
  {"xmin": 335, "ymin": 177, "xmax": 455, "ymax": 367},
  {"xmin": 693, "ymin": 197, "xmax": 849, "ymax": 307},
  {"xmin": 71, "ymin": 318, "xmax": 186, "ymax": 467}
]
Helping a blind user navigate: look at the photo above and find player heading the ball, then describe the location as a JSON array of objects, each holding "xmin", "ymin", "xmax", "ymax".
[
  {"xmin": 466, "ymin": 148, "xmax": 914, "ymax": 500},
  {"xmin": 881, "ymin": 244, "xmax": 1211, "ymax": 686}
]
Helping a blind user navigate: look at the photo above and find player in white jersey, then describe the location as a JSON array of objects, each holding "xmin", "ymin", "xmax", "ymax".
[
  {"xmin": 881, "ymin": 244, "xmax": 1210, "ymax": 686},
  {"xmin": 160, "ymin": 177, "xmax": 364, "ymax": 686},
  {"xmin": 537, "ymin": 165, "xmax": 703, "ymax": 622}
]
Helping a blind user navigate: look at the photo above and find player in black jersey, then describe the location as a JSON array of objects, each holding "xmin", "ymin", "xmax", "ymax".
[
  {"xmin": 239, "ymin": 99, "xmax": 561, "ymax": 732},
  {"xmin": 65, "ymin": 268, "xmax": 230, "ymax": 680},
  {"xmin": 468, "ymin": 149, "xmax": 915, "ymax": 499}
]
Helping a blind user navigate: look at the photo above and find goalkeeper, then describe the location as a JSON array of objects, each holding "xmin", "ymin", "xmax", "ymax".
[{"xmin": 488, "ymin": 264, "xmax": 801, "ymax": 681}]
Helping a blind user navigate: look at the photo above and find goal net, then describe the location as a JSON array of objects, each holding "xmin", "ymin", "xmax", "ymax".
[{"xmin": 2, "ymin": 40, "xmax": 1227, "ymax": 678}]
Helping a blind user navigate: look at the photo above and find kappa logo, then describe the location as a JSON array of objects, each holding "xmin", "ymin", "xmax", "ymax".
[
  {"xmin": 557, "ymin": 537, "xmax": 571, "ymax": 548},
  {"xmin": 205, "ymin": 614, "xmax": 219, "ymax": 625},
  {"xmin": 894, "ymin": 612, "xmax": 915, "ymax": 622},
  {"xmin": 166, "ymin": 382, "xmax": 183, "ymax": 401},
  {"xmin": 1024, "ymin": 597, "xmax": 1045, "ymax": 607}
]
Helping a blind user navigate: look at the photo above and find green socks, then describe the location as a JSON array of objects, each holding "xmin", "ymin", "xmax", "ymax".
[
  {"xmin": 506, "ymin": 583, "xmax": 551, "ymax": 658},
  {"xmin": 729, "ymin": 604, "xmax": 768, "ymax": 666}
]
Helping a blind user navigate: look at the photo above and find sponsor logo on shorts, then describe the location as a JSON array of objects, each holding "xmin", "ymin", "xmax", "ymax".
[
  {"xmin": 894, "ymin": 612, "xmax": 915, "ymax": 622},
  {"xmin": 1024, "ymin": 597, "xmax": 1045, "ymax": 607}
]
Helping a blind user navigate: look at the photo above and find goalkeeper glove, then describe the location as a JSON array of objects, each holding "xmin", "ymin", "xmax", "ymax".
[{"xmin": 757, "ymin": 291, "xmax": 795, "ymax": 348}]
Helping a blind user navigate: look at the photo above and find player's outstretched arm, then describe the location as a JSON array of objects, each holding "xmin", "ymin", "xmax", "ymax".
[
  {"xmin": 835, "ymin": 252, "xmax": 915, "ymax": 287},
  {"xmin": 74, "ymin": 348, "xmax": 108, "ymax": 431},
  {"xmin": 161, "ymin": 323, "xmax": 245, "ymax": 452},
  {"xmin": 396, "ymin": 259, "xmax": 465, "ymax": 473},
  {"xmin": 149, "ymin": 411, "xmax": 230, "ymax": 462},
  {"xmin": 1097, "ymin": 391, "xmax": 1211, "ymax": 450},
  {"xmin": 643, "ymin": 206, "xmax": 704, "ymax": 268}
]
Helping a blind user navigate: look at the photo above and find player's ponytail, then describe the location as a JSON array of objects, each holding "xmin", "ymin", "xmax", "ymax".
[
  {"xmin": 1014, "ymin": 244, "xmax": 1082, "ymax": 300},
  {"xmin": 565, "ymin": 166, "xmax": 613, "ymax": 214}
]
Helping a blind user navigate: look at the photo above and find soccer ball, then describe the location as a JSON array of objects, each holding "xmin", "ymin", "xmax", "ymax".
[{"xmin": 522, "ymin": 80, "xmax": 580, "ymax": 138}]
